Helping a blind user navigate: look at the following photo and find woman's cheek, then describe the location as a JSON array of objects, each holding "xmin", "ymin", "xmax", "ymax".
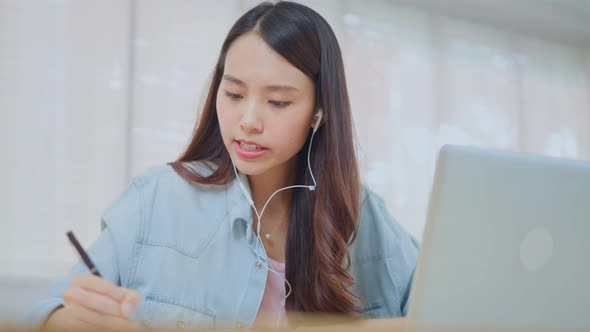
[{"xmin": 272, "ymin": 125, "xmax": 308, "ymax": 154}]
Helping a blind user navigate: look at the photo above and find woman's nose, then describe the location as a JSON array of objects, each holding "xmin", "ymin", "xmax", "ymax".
[{"xmin": 239, "ymin": 101, "xmax": 263, "ymax": 133}]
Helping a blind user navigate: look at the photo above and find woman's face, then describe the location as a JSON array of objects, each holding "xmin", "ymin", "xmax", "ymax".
[{"xmin": 216, "ymin": 32, "xmax": 316, "ymax": 177}]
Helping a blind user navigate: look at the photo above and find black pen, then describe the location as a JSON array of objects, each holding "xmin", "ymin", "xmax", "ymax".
[{"xmin": 66, "ymin": 230, "xmax": 102, "ymax": 277}]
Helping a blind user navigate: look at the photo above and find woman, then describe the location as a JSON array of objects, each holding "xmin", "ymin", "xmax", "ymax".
[{"xmin": 27, "ymin": 1, "xmax": 419, "ymax": 329}]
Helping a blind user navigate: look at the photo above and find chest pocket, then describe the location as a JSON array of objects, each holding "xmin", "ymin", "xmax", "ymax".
[{"xmin": 140, "ymin": 294, "xmax": 216, "ymax": 329}]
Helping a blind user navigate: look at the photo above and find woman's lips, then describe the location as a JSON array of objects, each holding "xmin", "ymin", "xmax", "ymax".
[
  {"xmin": 234, "ymin": 139, "xmax": 268, "ymax": 159},
  {"xmin": 236, "ymin": 139, "xmax": 266, "ymax": 149}
]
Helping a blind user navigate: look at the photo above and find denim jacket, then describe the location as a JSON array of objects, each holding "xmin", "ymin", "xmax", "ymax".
[{"xmin": 25, "ymin": 163, "xmax": 419, "ymax": 329}]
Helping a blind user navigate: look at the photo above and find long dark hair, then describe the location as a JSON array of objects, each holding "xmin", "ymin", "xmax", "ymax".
[{"xmin": 169, "ymin": 1, "xmax": 361, "ymax": 316}]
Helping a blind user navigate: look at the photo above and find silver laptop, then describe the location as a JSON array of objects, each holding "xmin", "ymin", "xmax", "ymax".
[{"xmin": 406, "ymin": 145, "xmax": 590, "ymax": 332}]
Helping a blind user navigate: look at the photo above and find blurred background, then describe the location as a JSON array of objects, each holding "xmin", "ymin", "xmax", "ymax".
[{"xmin": 1, "ymin": 0, "xmax": 589, "ymax": 322}]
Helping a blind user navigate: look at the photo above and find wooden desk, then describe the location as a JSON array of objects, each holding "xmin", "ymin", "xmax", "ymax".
[{"xmin": 295, "ymin": 317, "xmax": 405, "ymax": 331}]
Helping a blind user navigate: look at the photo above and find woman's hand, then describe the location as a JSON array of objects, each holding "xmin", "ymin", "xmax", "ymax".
[{"xmin": 43, "ymin": 275, "xmax": 142, "ymax": 331}]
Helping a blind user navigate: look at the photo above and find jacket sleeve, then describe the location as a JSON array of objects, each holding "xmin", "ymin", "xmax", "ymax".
[{"xmin": 22, "ymin": 179, "xmax": 142, "ymax": 327}]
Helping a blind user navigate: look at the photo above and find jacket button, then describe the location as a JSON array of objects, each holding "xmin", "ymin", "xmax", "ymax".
[
  {"xmin": 176, "ymin": 320, "xmax": 185, "ymax": 329},
  {"xmin": 256, "ymin": 261, "xmax": 262, "ymax": 269}
]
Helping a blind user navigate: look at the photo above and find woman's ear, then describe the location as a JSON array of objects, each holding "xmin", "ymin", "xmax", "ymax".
[{"xmin": 311, "ymin": 109, "xmax": 324, "ymax": 132}]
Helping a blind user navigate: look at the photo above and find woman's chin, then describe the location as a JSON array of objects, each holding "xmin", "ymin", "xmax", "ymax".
[{"xmin": 232, "ymin": 159, "xmax": 269, "ymax": 176}]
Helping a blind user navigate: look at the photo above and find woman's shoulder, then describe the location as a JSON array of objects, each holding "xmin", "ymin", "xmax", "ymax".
[
  {"xmin": 130, "ymin": 161, "xmax": 219, "ymax": 189},
  {"xmin": 122, "ymin": 161, "xmax": 227, "ymax": 202},
  {"xmin": 103, "ymin": 161, "xmax": 230, "ymax": 234},
  {"xmin": 353, "ymin": 184, "xmax": 420, "ymax": 261},
  {"xmin": 357, "ymin": 184, "xmax": 404, "ymax": 238}
]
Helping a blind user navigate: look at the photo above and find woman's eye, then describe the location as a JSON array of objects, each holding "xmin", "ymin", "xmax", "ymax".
[
  {"xmin": 269, "ymin": 100, "xmax": 292, "ymax": 108},
  {"xmin": 224, "ymin": 90, "xmax": 243, "ymax": 100}
]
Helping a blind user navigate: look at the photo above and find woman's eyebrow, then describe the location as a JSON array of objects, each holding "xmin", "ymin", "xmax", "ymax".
[
  {"xmin": 223, "ymin": 74, "xmax": 299, "ymax": 92},
  {"xmin": 222, "ymin": 74, "xmax": 244, "ymax": 86},
  {"xmin": 266, "ymin": 84, "xmax": 299, "ymax": 92}
]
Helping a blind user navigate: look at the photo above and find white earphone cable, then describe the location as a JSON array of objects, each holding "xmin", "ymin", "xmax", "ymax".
[{"xmin": 230, "ymin": 111, "xmax": 322, "ymax": 327}]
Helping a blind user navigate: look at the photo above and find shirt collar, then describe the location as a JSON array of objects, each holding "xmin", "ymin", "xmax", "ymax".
[
  {"xmin": 227, "ymin": 171, "xmax": 254, "ymax": 235},
  {"xmin": 185, "ymin": 160, "xmax": 253, "ymax": 237}
]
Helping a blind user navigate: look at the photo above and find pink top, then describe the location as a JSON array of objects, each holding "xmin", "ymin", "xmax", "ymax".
[{"xmin": 254, "ymin": 257, "xmax": 288, "ymax": 328}]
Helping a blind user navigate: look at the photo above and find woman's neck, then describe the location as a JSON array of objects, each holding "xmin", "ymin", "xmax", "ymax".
[
  {"xmin": 247, "ymin": 158, "xmax": 298, "ymax": 263},
  {"xmin": 247, "ymin": 158, "xmax": 297, "ymax": 218}
]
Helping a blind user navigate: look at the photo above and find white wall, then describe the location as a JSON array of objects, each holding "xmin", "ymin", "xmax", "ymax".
[{"xmin": 1, "ymin": 0, "xmax": 131, "ymax": 279}]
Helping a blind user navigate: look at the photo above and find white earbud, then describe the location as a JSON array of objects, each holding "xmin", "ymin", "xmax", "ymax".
[
  {"xmin": 313, "ymin": 109, "xmax": 323, "ymax": 133},
  {"xmin": 306, "ymin": 109, "xmax": 322, "ymax": 191}
]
